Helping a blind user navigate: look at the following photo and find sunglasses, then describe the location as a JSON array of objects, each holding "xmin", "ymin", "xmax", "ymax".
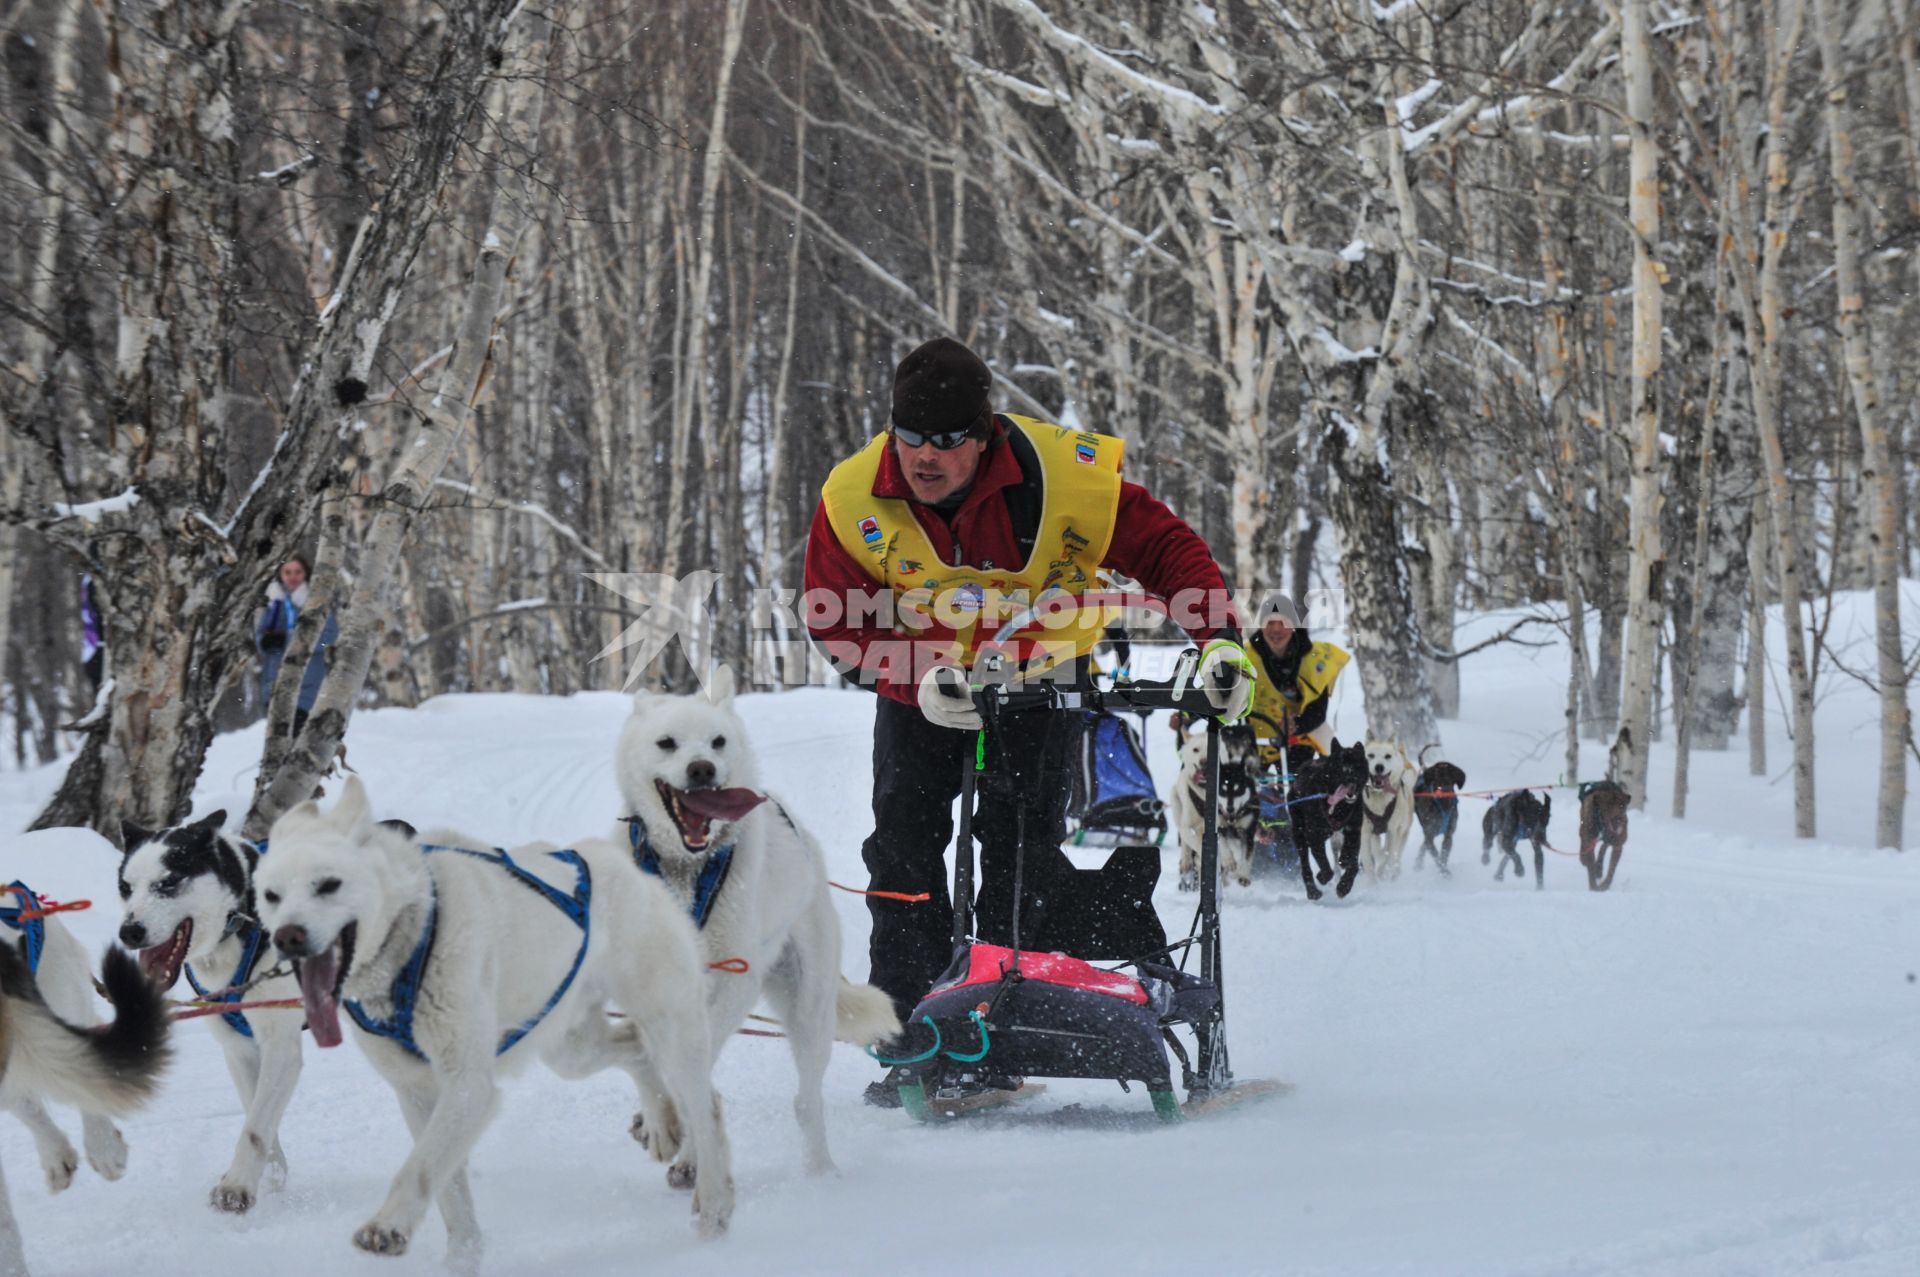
[{"xmin": 890, "ymin": 421, "xmax": 983, "ymax": 451}]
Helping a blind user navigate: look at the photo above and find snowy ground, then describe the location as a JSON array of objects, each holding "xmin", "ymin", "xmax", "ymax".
[{"xmin": 3, "ymin": 596, "xmax": 1918, "ymax": 1275}]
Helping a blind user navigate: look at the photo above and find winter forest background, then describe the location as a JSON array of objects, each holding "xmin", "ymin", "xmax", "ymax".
[{"xmin": 0, "ymin": 0, "xmax": 1915, "ymax": 848}]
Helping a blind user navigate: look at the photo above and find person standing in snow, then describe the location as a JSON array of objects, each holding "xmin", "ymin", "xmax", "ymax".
[
  {"xmin": 803, "ymin": 336, "xmax": 1252, "ymax": 1104},
  {"xmin": 1245, "ymin": 589, "xmax": 1348, "ymax": 773},
  {"xmin": 254, "ymin": 555, "xmax": 337, "ymax": 737},
  {"xmin": 80, "ymin": 573, "xmax": 104, "ymax": 691}
]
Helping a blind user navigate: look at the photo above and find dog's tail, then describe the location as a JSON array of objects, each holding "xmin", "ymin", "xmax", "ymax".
[
  {"xmin": 834, "ymin": 978, "xmax": 901, "ymax": 1047},
  {"xmin": 0, "ymin": 943, "xmax": 172, "ymax": 1116}
]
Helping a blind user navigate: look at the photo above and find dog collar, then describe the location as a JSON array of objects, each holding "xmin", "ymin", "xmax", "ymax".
[{"xmin": 625, "ymin": 818, "xmax": 735, "ymax": 930}]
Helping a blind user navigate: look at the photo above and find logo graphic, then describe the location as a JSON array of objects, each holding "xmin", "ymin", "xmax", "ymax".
[
  {"xmin": 1075, "ymin": 442, "xmax": 1097, "ymax": 464},
  {"xmin": 858, "ymin": 516, "xmax": 883, "ymax": 548},
  {"xmin": 585, "ymin": 571, "xmax": 722, "ymax": 692},
  {"xmin": 897, "ymin": 558, "xmax": 922, "ymax": 576},
  {"xmin": 953, "ymin": 583, "xmax": 985, "ymax": 613}
]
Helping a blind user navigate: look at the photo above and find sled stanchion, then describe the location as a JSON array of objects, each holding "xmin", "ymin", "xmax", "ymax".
[
  {"xmin": 1194, "ymin": 718, "xmax": 1228, "ymax": 1093},
  {"xmin": 952, "ymin": 730, "xmax": 982, "ymax": 950}
]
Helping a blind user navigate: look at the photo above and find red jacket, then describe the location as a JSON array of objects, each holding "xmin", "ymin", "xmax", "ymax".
[{"xmin": 803, "ymin": 423, "xmax": 1235, "ymax": 702}]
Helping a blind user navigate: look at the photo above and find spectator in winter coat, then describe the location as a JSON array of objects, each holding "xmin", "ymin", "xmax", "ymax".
[
  {"xmin": 255, "ymin": 556, "xmax": 337, "ymax": 737},
  {"xmin": 804, "ymin": 336, "xmax": 1252, "ymax": 1105},
  {"xmin": 80, "ymin": 573, "xmax": 103, "ymax": 691}
]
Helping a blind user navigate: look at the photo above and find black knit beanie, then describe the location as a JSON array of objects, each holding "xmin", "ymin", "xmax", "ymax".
[{"xmin": 891, "ymin": 337, "xmax": 992, "ymax": 437}]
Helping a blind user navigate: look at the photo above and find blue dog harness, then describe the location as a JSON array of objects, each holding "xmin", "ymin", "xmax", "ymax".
[
  {"xmin": 626, "ymin": 818, "xmax": 735, "ymax": 930},
  {"xmin": 180, "ymin": 838, "xmax": 271, "ymax": 1038},
  {"xmin": 1, "ymin": 882, "xmax": 47, "ymax": 974},
  {"xmin": 185, "ymin": 921, "xmax": 270, "ymax": 1038},
  {"xmin": 345, "ymin": 845, "xmax": 592, "ymax": 1061}
]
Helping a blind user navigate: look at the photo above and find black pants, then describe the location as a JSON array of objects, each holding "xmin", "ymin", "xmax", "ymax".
[{"xmin": 861, "ymin": 696, "xmax": 1076, "ymax": 1024}]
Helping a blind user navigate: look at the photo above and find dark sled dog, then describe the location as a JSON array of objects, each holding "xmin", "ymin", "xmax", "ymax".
[
  {"xmin": 1290, "ymin": 739, "xmax": 1369, "ymax": 901},
  {"xmin": 1578, "ymin": 780, "xmax": 1630, "ymax": 891},
  {"xmin": 1482, "ymin": 790, "xmax": 1551, "ymax": 888},
  {"xmin": 1413, "ymin": 751, "xmax": 1468, "ymax": 874}
]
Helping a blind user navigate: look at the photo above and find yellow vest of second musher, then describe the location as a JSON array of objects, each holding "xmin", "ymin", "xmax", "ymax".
[
  {"xmin": 820, "ymin": 414, "xmax": 1124, "ymax": 670},
  {"xmin": 1248, "ymin": 640, "xmax": 1349, "ymax": 762}
]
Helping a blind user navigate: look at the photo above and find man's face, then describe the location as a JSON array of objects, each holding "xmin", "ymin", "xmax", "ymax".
[
  {"xmin": 1262, "ymin": 617, "xmax": 1294, "ymax": 651},
  {"xmin": 895, "ymin": 434, "xmax": 986, "ymax": 505}
]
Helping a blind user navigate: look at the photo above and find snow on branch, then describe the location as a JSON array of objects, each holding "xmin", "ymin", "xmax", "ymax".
[
  {"xmin": 254, "ymin": 153, "xmax": 321, "ymax": 187},
  {"xmin": 1311, "ymin": 327, "xmax": 1380, "ymax": 365},
  {"xmin": 53, "ymin": 487, "xmax": 140, "ymax": 523},
  {"xmin": 1403, "ymin": 7, "xmax": 1619, "ymax": 156},
  {"xmin": 988, "ymin": 0, "xmax": 1228, "ymax": 123}
]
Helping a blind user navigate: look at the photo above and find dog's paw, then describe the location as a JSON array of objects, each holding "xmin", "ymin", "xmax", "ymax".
[
  {"xmin": 1335, "ymin": 868, "xmax": 1358, "ymax": 899},
  {"xmin": 353, "ymin": 1221, "xmax": 410, "ymax": 1256},
  {"xmin": 210, "ymin": 1182, "xmax": 255, "ymax": 1215},
  {"xmin": 1176, "ymin": 870, "xmax": 1198, "ymax": 893},
  {"xmin": 1235, "ymin": 874, "xmax": 1252, "ymax": 889},
  {"xmin": 1481, "ymin": 850, "xmax": 1491, "ymax": 864},
  {"xmin": 1304, "ymin": 884, "xmax": 1322, "ymax": 902},
  {"xmin": 84, "ymin": 1122, "xmax": 128, "ymax": 1181},
  {"xmin": 1316, "ymin": 865, "xmax": 1334, "ymax": 885},
  {"xmin": 630, "ymin": 1109, "xmax": 683, "ymax": 1164},
  {"xmin": 692, "ymin": 1173, "xmax": 735, "ymax": 1239},
  {"xmin": 42, "ymin": 1144, "xmax": 79, "ymax": 1194},
  {"xmin": 666, "ymin": 1160, "xmax": 697, "ymax": 1191}
]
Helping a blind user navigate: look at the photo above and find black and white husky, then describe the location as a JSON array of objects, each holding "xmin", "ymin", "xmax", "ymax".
[
  {"xmin": 256, "ymin": 778, "xmax": 732, "ymax": 1267},
  {"xmin": 116, "ymin": 810, "xmax": 305, "ymax": 1214},
  {"xmin": 0, "ymin": 942, "xmax": 171, "ymax": 1276},
  {"xmin": 614, "ymin": 667, "xmax": 899, "ymax": 1185}
]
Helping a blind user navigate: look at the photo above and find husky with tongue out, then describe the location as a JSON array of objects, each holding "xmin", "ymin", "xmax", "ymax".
[
  {"xmin": 116, "ymin": 810, "xmax": 306, "ymax": 1215},
  {"xmin": 615, "ymin": 666, "xmax": 899, "ymax": 1189},
  {"xmin": 255, "ymin": 777, "xmax": 733, "ymax": 1266}
]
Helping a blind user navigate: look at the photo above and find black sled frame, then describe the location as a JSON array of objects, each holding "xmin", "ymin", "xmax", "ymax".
[{"xmin": 892, "ymin": 648, "xmax": 1243, "ymax": 1121}]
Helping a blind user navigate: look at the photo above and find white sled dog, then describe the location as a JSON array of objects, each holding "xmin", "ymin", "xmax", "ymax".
[
  {"xmin": 116, "ymin": 811, "xmax": 311, "ymax": 1213},
  {"xmin": 1, "ymin": 879, "xmax": 138, "ymax": 1211},
  {"xmin": 615, "ymin": 667, "xmax": 899, "ymax": 1185},
  {"xmin": 256, "ymin": 778, "xmax": 732, "ymax": 1267},
  {"xmin": 1358, "ymin": 739, "xmax": 1418, "ymax": 881},
  {"xmin": 1, "ymin": 941, "xmax": 172, "ymax": 1277}
]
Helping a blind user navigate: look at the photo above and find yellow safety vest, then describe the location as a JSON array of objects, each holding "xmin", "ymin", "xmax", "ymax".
[
  {"xmin": 1247, "ymin": 640, "xmax": 1349, "ymax": 763},
  {"xmin": 820, "ymin": 414, "xmax": 1124, "ymax": 671}
]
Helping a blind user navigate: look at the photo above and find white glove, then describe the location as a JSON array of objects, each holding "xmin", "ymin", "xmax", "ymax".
[
  {"xmin": 1197, "ymin": 639, "xmax": 1255, "ymax": 722},
  {"xmin": 918, "ymin": 664, "xmax": 982, "ymax": 731}
]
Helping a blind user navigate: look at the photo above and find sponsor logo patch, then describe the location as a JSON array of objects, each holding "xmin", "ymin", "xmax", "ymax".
[
  {"xmin": 1075, "ymin": 442, "xmax": 1097, "ymax": 464},
  {"xmin": 858, "ymin": 516, "xmax": 883, "ymax": 547},
  {"xmin": 953, "ymin": 583, "xmax": 985, "ymax": 613}
]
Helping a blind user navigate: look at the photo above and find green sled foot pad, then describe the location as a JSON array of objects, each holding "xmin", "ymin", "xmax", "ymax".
[
  {"xmin": 900, "ymin": 1080, "xmax": 1047, "ymax": 1122},
  {"xmin": 1150, "ymin": 1089, "xmax": 1182, "ymax": 1123}
]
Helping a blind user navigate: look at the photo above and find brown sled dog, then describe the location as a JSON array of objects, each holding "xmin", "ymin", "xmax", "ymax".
[{"xmin": 1578, "ymin": 780, "xmax": 1630, "ymax": 891}]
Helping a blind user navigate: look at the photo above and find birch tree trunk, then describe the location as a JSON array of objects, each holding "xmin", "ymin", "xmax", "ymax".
[
  {"xmin": 664, "ymin": 0, "xmax": 749, "ymax": 580},
  {"xmin": 1615, "ymin": 0, "xmax": 1666, "ymax": 809},
  {"xmin": 1813, "ymin": 0, "xmax": 1907, "ymax": 848},
  {"xmin": 246, "ymin": 9, "xmax": 551, "ymax": 836}
]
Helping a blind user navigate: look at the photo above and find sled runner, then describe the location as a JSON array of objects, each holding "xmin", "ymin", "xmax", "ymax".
[{"xmin": 888, "ymin": 646, "xmax": 1278, "ymax": 1124}]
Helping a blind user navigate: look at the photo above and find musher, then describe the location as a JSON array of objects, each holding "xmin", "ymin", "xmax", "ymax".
[{"xmin": 802, "ymin": 336, "xmax": 1252, "ymax": 1104}]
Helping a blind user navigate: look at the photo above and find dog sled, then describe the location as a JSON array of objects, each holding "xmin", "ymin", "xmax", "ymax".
[{"xmin": 885, "ymin": 646, "xmax": 1278, "ymax": 1124}]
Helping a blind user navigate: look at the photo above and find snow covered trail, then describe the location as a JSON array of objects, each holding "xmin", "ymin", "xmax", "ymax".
[{"xmin": 4, "ymin": 619, "xmax": 1919, "ymax": 1273}]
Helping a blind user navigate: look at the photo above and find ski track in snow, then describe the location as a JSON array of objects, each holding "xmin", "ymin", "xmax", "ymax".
[{"xmin": 4, "ymin": 602, "xmax": 1919, "ymax": 1275}]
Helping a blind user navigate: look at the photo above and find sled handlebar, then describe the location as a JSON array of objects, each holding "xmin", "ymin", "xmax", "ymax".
[{"xmin": 969, "ymin": 647, "xmax": 1226, "ymax": 718}]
